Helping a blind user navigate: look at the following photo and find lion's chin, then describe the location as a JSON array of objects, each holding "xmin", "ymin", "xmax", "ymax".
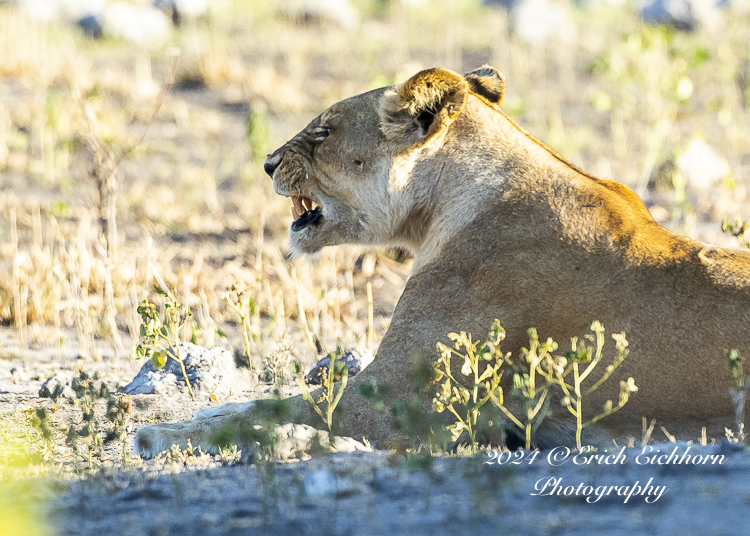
[
  {"xmin": 287, "ymin": 203, "xmax": 365, "ymax": 258},
  {"xmin": 288, "ymin": 226, "xmax": 328, "ymax": 259}
]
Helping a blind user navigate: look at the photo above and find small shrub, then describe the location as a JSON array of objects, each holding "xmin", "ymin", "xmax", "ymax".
[
  {"xmin": 545, "ymin": 321, "xmax": 635, "ymax": 450},
  {"xmin": 721, "ymin": 217, "xmax": 750, "ymax": 248},
  {"xmin": 720, "ymin": 219, "xmax": 750, "ymax": 440},
  {"xmin": 293, "ymin": 343, "xmax": 348, "ymax": 433},
  {"xmin": 29, "ymin": 408, "xmax": 55, "ymax": 461},
  {"xmin": 133, "ymin": 286, "xmax": 195, "ymax": 400},
  {"xmin": 223, "ymin": 283, "xmax": 258, "ymax": 374},
  {"xmin": 725, "ymin": 349, "xmax": 749, "ymax": 437},
  {"xmin": 432, "ymin": 320, "xmax": 510, "ymax": 453},
  {"xmin": 360, "ymin": 354, "xmax": 451, "ymax": 460},
  {"xmin": 433, "ymin": 320, "xmax": 635, "ymax": 451},
  {"xmin": 32, "ymin": 370, "xmax": 132, "ymax": 470},
  {"xmin": 259, "ymin": 346, "xmax": 293, "ymax": 385}
]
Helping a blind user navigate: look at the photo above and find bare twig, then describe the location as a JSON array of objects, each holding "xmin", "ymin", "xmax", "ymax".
[
  {"xmin": 366, "ymin": 281, "xmax": 373, "ymax": 350},
  {"xmin": 292, "ymin": 267, "xmax": 316, "ymax": 352},
  {"xmin": 254, "ymin": 213, "xmax": 265, "ymax": 344},
  {"xmin": 118, "ymin": 48, "xmax": 180, "ymax": 164},
  {"xmin": 73, "ymin": 48, "xmax": 180, "ymax": 265}
]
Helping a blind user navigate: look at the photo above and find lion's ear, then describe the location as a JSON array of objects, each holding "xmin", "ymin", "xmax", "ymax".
[
  {"xmin": 379, "ymin": 68, "xmax": 468, "ymax": 143},
  {"xmin": 464, "ymin": 65, "xmax": 506, "ymax": 105}
]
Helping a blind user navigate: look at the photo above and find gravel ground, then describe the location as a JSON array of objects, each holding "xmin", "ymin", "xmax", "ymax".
[
  {"xmin": 2, "ymin": 329, "xmax": 749, "ymax": 536},
  {"xmin": 39, "ymin": 441, "xmax": 750, "ymax": 536}
]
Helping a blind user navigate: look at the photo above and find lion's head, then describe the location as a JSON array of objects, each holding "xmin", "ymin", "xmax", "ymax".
[{"xmin": 264, "ymin": 66, "xmax": 507, "ymax": 258}]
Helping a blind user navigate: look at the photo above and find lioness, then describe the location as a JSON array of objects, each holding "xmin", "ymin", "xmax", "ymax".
[{"xmin": 135, "ymin": 65, "xmax": 750, "ymax": 456}]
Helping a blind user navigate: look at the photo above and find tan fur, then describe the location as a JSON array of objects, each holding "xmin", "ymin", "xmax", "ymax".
[{"xmin": 134, "ymin": 66, "xmax": 750, "ymax": 457}]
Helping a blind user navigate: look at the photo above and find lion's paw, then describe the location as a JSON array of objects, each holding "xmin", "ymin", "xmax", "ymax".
[{"xmin": 134, "ymin": 409, "xmax": 372, "ymax": 460}]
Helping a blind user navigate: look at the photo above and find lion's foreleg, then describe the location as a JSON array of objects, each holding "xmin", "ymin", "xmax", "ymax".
[{"xmin": 134, "ymin": 394, "xmax": 321, "ymax": 459}]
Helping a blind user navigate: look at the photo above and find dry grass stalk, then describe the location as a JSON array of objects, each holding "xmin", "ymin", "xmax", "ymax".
[
  {"xmin": 253, "ymin": 213, "xmax": 265, "ymax": 343},
  {"xmin": 366, "ymin": 281, "xmax": 374, "ymax": 351},
  {"xmin": 292, "ymin": 266, "xmax": 316, "ymax": 353}
]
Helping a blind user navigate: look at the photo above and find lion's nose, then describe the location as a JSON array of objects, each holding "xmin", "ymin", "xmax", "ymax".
[{"xmin": 264, "ymin": 153, "xmax": 281, "ymax": 178}]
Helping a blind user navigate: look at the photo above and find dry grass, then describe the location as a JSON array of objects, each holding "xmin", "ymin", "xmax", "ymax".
[{"xmin": 0, "ymin": 0, "xmax": 748, "ymax": 419}]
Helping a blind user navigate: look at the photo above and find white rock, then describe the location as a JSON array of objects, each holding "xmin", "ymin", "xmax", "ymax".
[
  {"xmin": 512, "ymin": 0, "xmax": 577, "ymax": 47},
  {"xmin": 39, "ymin": 372, "xmax": 77, "ymax": 399},
  {"xmin": 676, "ymin": 137, "xmax": 730, "ymax": 191},
  {"xmin": 122, "ymin": 342, "xmax": 235, "ymax": 396},
  {"xmin": 281, "ymin": 0, "xmax": 359, "ymax": 29},
  {"xmin": 17, "ymin": 0, "xmax": 104, "ymax": 21},
  {"xmin": 154, "ymin": 0, "xmax": 208, "ymax": 22},
  {"xmin": 17, "ymin": 0, "xmax": 63, "ymax": 21},
  {"xmin": 102, "ymin": 2, "xmax": 170, "ymax": 48},
  {"xmin": 639, "ymin": 0, "xmax": 725, "ymax": 31}
]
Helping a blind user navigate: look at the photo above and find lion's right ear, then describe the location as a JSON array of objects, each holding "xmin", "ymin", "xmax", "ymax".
[
  {"xmin": 379, "ymin": 68, "xmax": 469, "ymax": 144},
  {"xmin": 464, "ymin": 65, "xmax": 506, "ymax": 105}
]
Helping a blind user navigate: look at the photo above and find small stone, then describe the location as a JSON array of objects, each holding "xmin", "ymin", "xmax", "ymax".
[
  {"xmin": 639, "ymin": 0, "xmax": 725, "ymax": 32},
  {"xmin": 677, "ymin": 137, "xmax": 730, "ymax": 191},
  {"xmin": 77, "ymin": 14, "xmax": 103, "ymax": 38},
  {"xmin": 279, "ymin": 0, "xmax": 359, "ymax": 29},
  {"xmin": 122, "ymin": 343, "xmax": 235, "ymax": 396},
  {"xmin": 154, "ymin": 0, "xmax": 208, "ymax": 25},
  {"xmin": 306, "ymin": 348, "xmax": 373, "ymax": 385},
  {"xmin": 39, "ymin": 373, "xmax": 77, "ymax": 400},
  {"xmin": 9, "ymin": 368, "xmax": 28, "ymax": 384},
  {"xmin": 102, "ymin": 2, "xmax": 170, "ymax": 48}
]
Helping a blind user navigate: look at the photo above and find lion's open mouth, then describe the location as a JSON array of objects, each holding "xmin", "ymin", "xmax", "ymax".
[{"xmin": 290, "ymin": 196, "xmax": 323, "ymax": 232}]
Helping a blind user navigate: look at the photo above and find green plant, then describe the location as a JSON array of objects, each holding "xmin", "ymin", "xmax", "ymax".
[
  {"xmin": 720, "ymin": 220, "xmax": 750, "ymax": 440},
  {"xmin": 29, "ymin": 408, "xmax": 55, "ymax": 461},
  {"xmin": 223, "ymin": 283, "xmax": 258, "ymax": 374},
  {"xmin": 433, "ymin": 320, "xmax": 635, "ymax": 451},
  {"xmin": 725, "ymin": 349, "xmax": 749, "ymax": 437},
  {"xmin": 543, "ymin": 322, "xmax": 635, "ymax": 450},
  {"xmin": 260, "ymin": 347, "xmax": 293, "ymax": 385},
  {"xmin": 133, "ymin": 286, "xmax": 196, "ymax": 400},
  {"xmin": 498, "ymin": 327, "xmax": 559, "ymax": 451},
  {"xmin": 34, "ymin": 370, "xmax": 132, "ymax": 470},
  {"xmin": 727, "ymin": 348, "xmax": 746, "ymax": 388},
  {"xmin": 721, "ymin": 217, "xmax": 750, "ymax": 248},
  {"xmin": 360, "ymin": 354, "xmax": 452, "ymax": 462},
  {"xmin": 432, "ymin": 321, "xmax": 510, "ymax": 453},
  {"xmin": 105, "ymin": 393, "xmax": 133, "ymax": 464},
  {"xmin": 246, "ymin": 102, "xmax": 269, "ymax": 164},
  {"xmin": 293, "ymin": 344, "xmax": 348, "ymax": 433}
]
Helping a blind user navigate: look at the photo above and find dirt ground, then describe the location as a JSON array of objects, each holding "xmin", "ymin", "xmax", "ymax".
[
  {"xmin": 13, "ymin": 438, "xmax": 750, "ymax": 535},
  {"xmin": 2, "ymin": 1, "xmax": 750, "ymax": 534},
  {"xmin": 5, "ymin": 318, "xmax": 749, "ymax": 536}
]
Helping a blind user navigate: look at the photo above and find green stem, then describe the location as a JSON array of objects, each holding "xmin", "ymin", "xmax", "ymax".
[
  {"xmin": 585, "ymin": 349, "xmax": 627, "ymax": 395},
  {"xmin": 574, "ymin": 362, "xmax": 582, "ymax": 450}
]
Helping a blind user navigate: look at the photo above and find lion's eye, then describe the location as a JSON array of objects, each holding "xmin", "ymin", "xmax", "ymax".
[{"xmin": 313, "ymin": 127, "xmax": 331, "ymax": 141}]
